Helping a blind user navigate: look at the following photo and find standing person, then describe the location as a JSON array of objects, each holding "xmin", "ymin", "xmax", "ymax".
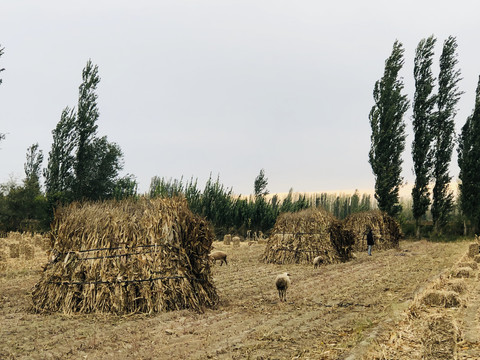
[{"xmin": 366, "ymin": 228, "xmax": 374, "ymax": 256}]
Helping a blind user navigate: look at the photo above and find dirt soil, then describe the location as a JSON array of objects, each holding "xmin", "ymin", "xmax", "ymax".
[{"xmin": 1, "ymin": 237, "xmax": 479, "ymax": 359}]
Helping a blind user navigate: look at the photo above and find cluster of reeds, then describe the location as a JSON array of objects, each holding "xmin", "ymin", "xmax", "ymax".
[
  {"xmin": 261, "ymin": 208, "xmax": 355, "ymax": 264},
  {"xmin": 31, "ymin": 197, "xmax": 218, "ymax": 314},
  {"xmin": 343, "ymin": 210, "xmax": 401, "ymax": 251}
]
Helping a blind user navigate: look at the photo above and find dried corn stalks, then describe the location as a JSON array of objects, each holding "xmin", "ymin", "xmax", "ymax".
[
  {"xmin": 31, "ymin": 197, "xmax": 218, "ymax": 314},
  {"xmin": 261, "ymin": 208, "xmax": 354, "ymax": 265},
  {"xmin": 343, "ymin": 210, "xmax": 401, "ymax": 252}
]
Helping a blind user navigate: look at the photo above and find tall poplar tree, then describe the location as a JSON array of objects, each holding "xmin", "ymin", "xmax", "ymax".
[
  {"xmin": 458, "ymin": 76, "xmax": 480, "ymax": 233},
  {"xmin": 254, "ymin": 169, "xmax": 269, "ymax": 198},
  {"xmin": 431, "ymin": 36, "xmax": 463, "ymax": 233},
  {"xmin": 1, "ymin": 44, "xmax": 5, "ymax": 143},
  {"xmin": 45, "ymin": 60, "xmax": 125, "ymax": 202},
  {"xmin": 411, "ymin": 36, "xmax": 437, "ymax": 236},
  {"xmin": 369, "ymin": 40, "xmax": 410, "ymax": 217},
  {"xmin": 44, "ymin": 107, "xmax": 76, "ymax": 200},
  {"xmin": 74, "ymin": 60, "xmax": 101, "ymax": 199}
]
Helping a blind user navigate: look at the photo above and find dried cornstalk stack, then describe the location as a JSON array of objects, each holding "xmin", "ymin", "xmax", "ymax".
[
  {"xmin": 223, "ymin": 234, "xmax": 231, "ymax": 245},
  {"xmin": 232, "ymin": 236, "xmax": 240, "ymax": 247},
  {"xmin": 31, "ymin": 198, "xmax": 218, "ymax": 314},
  {"xmin": 261, "ymin": 208, "xmax": 354, "ymax": 265},
  {"xmin": 343, "ymin": 210, "xmax": 401, "ymax": 252},
  {"xmin": 33, "ymin": 234, "xmax": 44, "ymax": 248},
  {"xmin": 9, "ymin": 243, "xmax": 20, "ymax": 258},
  {"xmin": 468, "ymin": 243, "xmax": 479, "ymax": 258},
  {"xmin": 23, "ymin": 244, "xmax": 35, "ymax": 260},
  {"xmin": 0, "ymin": 249, "xmax": 6, "ymax": 270}
]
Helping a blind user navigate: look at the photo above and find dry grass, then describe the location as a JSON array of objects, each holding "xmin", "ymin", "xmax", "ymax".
[{"xmin": 1, "ymin": 234, "xmax": 479, "ymax": 359}]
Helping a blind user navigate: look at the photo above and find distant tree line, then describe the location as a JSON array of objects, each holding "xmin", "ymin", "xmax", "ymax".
[{"xmin": 149, "ymin": 173, "xmax": 372, "ymax": 237}]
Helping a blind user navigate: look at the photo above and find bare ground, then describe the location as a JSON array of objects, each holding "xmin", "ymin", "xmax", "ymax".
[{"xmin": 0, "ymin": 237, "xmax": 478, "ymax": 359}]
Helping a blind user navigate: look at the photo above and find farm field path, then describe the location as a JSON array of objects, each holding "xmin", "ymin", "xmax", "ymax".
[{"xmin": 0, "ymin": 236, "xmax": 477, "ymax": 359}]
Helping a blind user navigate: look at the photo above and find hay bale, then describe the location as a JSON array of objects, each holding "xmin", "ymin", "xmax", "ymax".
[
  {"xmin": 343, "ymin": 210, "xmax": 401, "ymax": 252},
  {"xmin": 433, "ymin": 278, "xmax": 467, "ymax": 294},
  {"xmin": 23, "ymin": 244, "xmax": 35, "ymax": 260},
  {"xmin": 261, "ymin": 208, "xmax": 354, "ymax": 265},
  {"xmin": 468, "ymin": 243, "xmax": 479, "ymax": 257},
  {"xmin": 420, "ymin": 290, "xmax": 461, "ymax": 308},
  {"xmin": 33, "ymin": 234, "xmax": 44, "ymax": 248},
  {"xmin": 31, "ymin": 198, "xmax": 218, "ymax": 314},
  {"xmin": 9, "ymin": 243, "xmax": 20, "ymax": 258},
  {"xmin": 474, "ymin": 254, "xmax": 480, "ymax": 263},
  {"xmin": 451, "ymin": 267, "xmax": 472, "ymax": 278},
  {"xmin": 232, "ymin": 236, "xmax": 241, "ymax": 247},
  {"xmin": 422, "ymin": 314, "xmax": 458, "ymax": 360},
  {"xmin": 0, "ymin": 249, "xmax": 6, "ymax": 262},
  {"xmin": 223, "ymin": 234, "xmax": 232, "ymax": 245}
]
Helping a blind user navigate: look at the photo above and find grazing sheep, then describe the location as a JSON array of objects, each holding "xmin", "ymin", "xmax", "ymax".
[
  {"xmin": 313, "ymin": 256, "xmax": 324, "ymax": 268},
  {"xmin": 209, "ymin": 251, "xmax": 228, "ymax": 266},
  {"xmin": 275, "ymin": 272, "xmax": 291, "ymax": 302}
]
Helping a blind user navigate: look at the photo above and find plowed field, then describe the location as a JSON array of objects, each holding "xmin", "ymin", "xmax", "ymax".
[{"xmin": 1, "ymin": 236, "xmax": 479, "ymax": 359}]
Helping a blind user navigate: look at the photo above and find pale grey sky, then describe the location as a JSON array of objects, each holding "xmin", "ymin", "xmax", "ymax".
[{"xmin": 1, "ymin": 1, "xmax": 479, "ymax": 195}]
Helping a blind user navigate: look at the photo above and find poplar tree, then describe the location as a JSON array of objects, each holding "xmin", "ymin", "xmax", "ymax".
[
  {"xmin": 369, "ymin": 40, "xmax": 410, "ymax": 217},
  {"xmin": 458, "ymin": 76, "xmax": 480, "ymax": 233},
  {"xmin": 431, "ymin": 36, "xmax": 463, "ymax": 233},
  {"xmin": 44, "ymin": 107, "xmax": 76, "ymax": 200},
  {"xmin": 1, "ymin": 45, "xmax": 5, "ymax": 143},
  {"xmin": 411, "ymin": 36, "xmax": 437, "ymax": 236},
  {"xmin": 74, "ymin": 60, "xmax": 101, "ymax": 199},
  {"xmin": 254, "ymin": 169, "xmax": 269, "ymax": 198},
  {"xmin": 45, "ymin": 60, "xmax": 124, "ymax": 202}
]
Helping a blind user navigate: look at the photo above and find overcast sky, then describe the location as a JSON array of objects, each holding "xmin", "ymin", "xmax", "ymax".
[{"xmin": 1, "ymin": 1, "xmax": 479, "ymax": 196}]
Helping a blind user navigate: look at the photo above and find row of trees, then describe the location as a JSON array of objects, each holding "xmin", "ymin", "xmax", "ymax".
[
  {"xmin": 369, "ymin": 35, "xmax": 480, "ymax": 236},
  {"xmin": 149, "ymin": 174, "xmax": 372, "ymax": 236}
]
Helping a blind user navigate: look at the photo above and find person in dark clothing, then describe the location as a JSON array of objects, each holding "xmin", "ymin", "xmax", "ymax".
[{"xmin": 366, "ymin": 228, "xmax": 374, "ymax": 256}]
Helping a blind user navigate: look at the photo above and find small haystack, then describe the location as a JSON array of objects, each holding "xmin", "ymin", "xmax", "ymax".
[
  {"xmin": 31, "ymin": 198, "xmax": 218, "ymax": 314},
  {"xmin": 261, "ymin": 208, "xmax": 354, "ymax": 264},
  {"xmin": 343, "ymin": 210, "xmax": 401, "ymax": 252},
  {"xmin": 422, "ymin": 314, "xmax": 459, "ymax": 360}
]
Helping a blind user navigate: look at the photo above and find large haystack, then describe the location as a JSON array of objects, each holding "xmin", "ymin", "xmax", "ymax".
[
  {"xmin": 343, "ymin": 210, "xmax": 401, "ymax": 252},
  {"xmin": 31, "ymin": 198, "xmax": 218, "ymax": 314},
  {"xmin": 261, "ymin": 208, "xmax": 355, "ymax": 264}
]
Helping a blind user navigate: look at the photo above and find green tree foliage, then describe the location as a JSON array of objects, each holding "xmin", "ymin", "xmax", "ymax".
[
  {"xmin": 0, "ymin": 145, "xmax": 48, "ymax": 232},
  {"xmin": 369, "ymin": 40, "xmax": 410, "ymax": 217},
  {"xmin": 44, "ymin": 60, "xmax": 126, "ymax": 203},
  {"xmin": 44, "ymin": 107, "xmax": 76, "ymax": 202},
  {"xmin": 149, "ymin": 175, "xmax": 373, "ymax": 236},
  {"xmin": 254, "ymin": 169, "xmax": 269, "ymax": 197},
  {"xmin": 458, "ymin": 76, "xmax": 480, "ymax": 233},
  {"xmin": 25, "ymin": 143, "xmax": 44, "ymax": 187},
  {"xmin": 112, "ymin": 174, "xmax": 138, "ymax": 200},
  {"xmin": 431, "ymin": 36, "xmax": 463, "ymax": 233},
  {"xmin": 411, "ymin": 36, "xmax": 437, "ymax": 235}
]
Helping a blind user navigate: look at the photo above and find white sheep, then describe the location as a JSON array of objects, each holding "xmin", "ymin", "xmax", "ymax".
[
  {"xmin": 313, "ymin": 256, "xmax": 324, "ymax": 268},
  {"xmin": 275, "ymin": 272, "xmax": 291, "ymax": 302},
  {"xmin": 209, "ymin": 251, "xmax": 228, "ymax": 266}
]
